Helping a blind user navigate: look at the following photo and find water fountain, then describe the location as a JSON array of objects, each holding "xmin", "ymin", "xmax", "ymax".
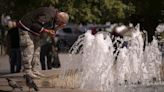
[
  {"xmin": 68, "ymin": 24, "xmax": 163, "ymax": 92},
  {"xmin": 0, "ymin": 24, "xmax": 162, "ymax": 92}
]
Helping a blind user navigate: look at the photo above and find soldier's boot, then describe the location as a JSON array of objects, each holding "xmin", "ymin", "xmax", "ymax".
[
  {"xmin": 32, "ymin": 69, "xmax": 46, "ymax": 77},
  {"xmin": 25, "ymin": 70, "xmax": 41, "ymax": 79}
]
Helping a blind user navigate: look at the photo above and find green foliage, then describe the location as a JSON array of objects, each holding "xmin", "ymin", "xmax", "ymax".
[{"xmin": 0, "ymin": 0, "xmax": 163, "ymax": 25}]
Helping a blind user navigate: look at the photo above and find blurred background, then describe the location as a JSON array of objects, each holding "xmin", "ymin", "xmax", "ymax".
[
  {"xmin": 0, "ymin": 0, "xmax": 163, "ymax": 77},
  {"xmin": 0, "ymin": 0, "xmax": 164, "ymax": 53}
]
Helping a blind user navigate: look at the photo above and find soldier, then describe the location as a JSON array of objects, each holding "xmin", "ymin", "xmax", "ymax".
[{"xmin": 4, "ymin": 7, "xmax": 69, "ymax": 78}]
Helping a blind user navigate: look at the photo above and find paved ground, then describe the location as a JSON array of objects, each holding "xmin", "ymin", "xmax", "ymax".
[
  {"xmin": 0, "ymin": 54, "xmax": 85, "ymax": 92},
  {"xmin": 0, "ymin": 55, "xmax": 10, "ymax": 75},
  {"xmin": 0, "ymin": 53, "xmax": 82, "ymax": 75}
]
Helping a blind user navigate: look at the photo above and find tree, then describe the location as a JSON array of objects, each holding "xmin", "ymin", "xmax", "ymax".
[
  {"xmin": 129, "ymin": 0, "xmax": 163, "ymax": 42},
  {"xmin": 0, "ymin": 0, "xmax": 135, "ymax": 24}
]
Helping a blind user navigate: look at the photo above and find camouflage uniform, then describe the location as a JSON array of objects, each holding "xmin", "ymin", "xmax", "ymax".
[{"xmin": 19, "ymin": 29, "xmax": 40, "ymax": 76}]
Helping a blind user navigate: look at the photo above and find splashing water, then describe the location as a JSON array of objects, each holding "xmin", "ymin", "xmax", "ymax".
[{"xmin": 67, "ymin": 25, "xmax": 163, "ymax": 92}]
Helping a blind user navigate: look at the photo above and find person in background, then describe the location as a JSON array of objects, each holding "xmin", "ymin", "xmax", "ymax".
[
  {"xmin": 91, "ymin": 27, "xmax": 97, "ymax": 35},
  {"xmin": 40, "ymin": 36, "xmax": 53, "ymax": 70},
  {"xmin": 111, "ymin": 25, "xmax": 129, "ymax": 62},
  {"xmin": 51, "ymin": 36, "xmax": 61, "ymax": 68},
  {"xmin": 5, "ymin": 27, "xmax": 21, "ymax": 73},
  {"xmin": 40, "ymin": 35, "xmax": 61, "ymax": 70}
]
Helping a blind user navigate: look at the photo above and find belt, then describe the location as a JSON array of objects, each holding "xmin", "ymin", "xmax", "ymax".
[{"xmin": 18, "ymin": 21, "xmax": 40, "ymax": 36}]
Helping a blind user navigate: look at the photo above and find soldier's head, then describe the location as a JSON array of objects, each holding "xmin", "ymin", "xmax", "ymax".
[{"xmin": 55, "ymin": 12, "xmax": 69, "ymax": 29}]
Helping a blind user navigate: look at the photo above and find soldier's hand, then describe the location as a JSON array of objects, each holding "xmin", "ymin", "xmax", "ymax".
[
  {"xmin": 48, "ymin": 30, "xmax": 55, "ymax": 37},
  {"xmin": 43, "ymin": 29, "xmax": 55, "ymax": 37}
]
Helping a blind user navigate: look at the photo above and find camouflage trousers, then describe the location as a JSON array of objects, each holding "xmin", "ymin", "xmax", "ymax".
[{"xmin": 19, "ymin": 29, "xmax": 40, "ymax": 72}]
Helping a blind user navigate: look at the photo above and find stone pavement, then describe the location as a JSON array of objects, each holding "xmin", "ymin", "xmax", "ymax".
[
  {"xmin": 0, "ymin": 55, "xmax": 10, "ymax": 75},
  {"xmin": 0, "ymin": 53, "xmax": 82, "ymax": 75},
  {"xmin": 0, "ymin": 54, "xmax": 87, "ymax": 92}
]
